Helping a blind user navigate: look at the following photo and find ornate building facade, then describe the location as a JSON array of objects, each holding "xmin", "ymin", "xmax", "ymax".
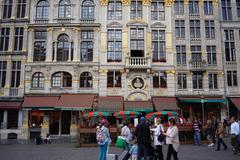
[{"xmin": 0, "ymin": 0, "xmax": 239, "ymax": 141}]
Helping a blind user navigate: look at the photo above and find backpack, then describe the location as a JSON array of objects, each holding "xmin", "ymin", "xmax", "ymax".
[
  {"xmin": 157, "ymin": 125, "xmax": 165, "ymax": 142},
  {"xmin": 96, "ymin": 128, "xmax": 106, "ymax": 144}
]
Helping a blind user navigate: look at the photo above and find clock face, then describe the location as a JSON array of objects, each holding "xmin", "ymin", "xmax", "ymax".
[{"xmin": 132, "ymin": 77, "xmax": 144, "ymax": 89}]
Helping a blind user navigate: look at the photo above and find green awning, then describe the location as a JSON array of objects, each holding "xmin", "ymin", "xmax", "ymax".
[
  {"xmin": 127, "ymin": 108, "xmax": 153, "ymax": 113},
  {"xmin": 124, "ymin": 101, "xmax": 154, "ymax": 113},
  {"xmin": 178, "ymin": 98, "xmax": 226, "ymax": 103}
]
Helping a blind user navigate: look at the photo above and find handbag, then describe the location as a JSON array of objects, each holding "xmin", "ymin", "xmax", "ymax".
[
  {"xmin": 157, "ymin": 125, "xmax": 165, "ymax": 142},
  {"xmin": 115, "ymin": 136, "xmax": 126, "ymax": 149}
]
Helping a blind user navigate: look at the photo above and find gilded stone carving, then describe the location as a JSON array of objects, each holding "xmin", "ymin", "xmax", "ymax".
[
  {"xmin": 184, "ymin": 0, "xmax": 189, "ymax": 5},
  {"xmin": 47, "ymin": 27, "xmax": 53, "ymax": 32},
  {"xmin": 142, "ymin": 0, "xmax": 152, "ymax": 6},
  {"xmin": 164, "ymin": 0, "xmax": 174, "ymax": 6},
  {"xmin": 100, "ymin": 0, "xmax": 108, "ymax": 5},
  {"xmin": 212, "ymin": 0, "xmax": 218, "ymax": 5},
  {"xmin": 121, "ymin": 0, "xmax": 131, "ymax": 5}
]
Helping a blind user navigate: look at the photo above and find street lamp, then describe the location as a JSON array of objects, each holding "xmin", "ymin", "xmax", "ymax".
[{"xmin": 200, "ymin": 96, "xmax": 205, "ymax": 124}]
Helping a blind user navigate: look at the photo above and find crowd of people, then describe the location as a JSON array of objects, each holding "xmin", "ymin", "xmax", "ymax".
[{"xmin": 96, "ymin": 115, "xmax": 240, "ymax": 160}]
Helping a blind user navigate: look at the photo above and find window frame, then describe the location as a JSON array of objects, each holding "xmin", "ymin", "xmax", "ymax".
[
  {"xmin": 80, "ymin": 72, "xmax": 93, "ymax": 88},
  {"xmin": 36, "ymin": 0, "xmax": 49, "ymax": 19},
  {"xmin": 208, "ymin": 73, "xmax": 218, "ymax": 89},
  {"xmin": 16, "ymin": 0, "xmax": 26, "ymax": 18},
  {"xmin": 14, "ymin": 27, "xmax": 24, "ymax": 51},
  {"xmin": 175, "ymin": 19, "xmax": 185, "ymax": 39},
  {"xmin": 32, "ymin": 72, "xmax": 44, "ymax": 88},
  {"xmin": 130, "ymin": 0, "xmax": 142, "ymax": 19},
  {"xmin": 221, "ymin": 0, "xmax": 232, "ymax": 21},
  {"xmin": 11, "ymin": 61, "xmax": 21, "ymax": 88},
  {"xmin": 51, "ymin": 72, "xmax": 72, "ymax": 88},
  {"xmin": 58, "ymin": 0, "xmax": 72, "ymax": 18},
  {"xmin": 153, "ymin": 71, "xmax": 167, "ymax": 88},
  {"xmin": 151, "ymin": 1, "xmax": 165, "ymax": 20},
  {"xmin": 205, "ymin": 20, "xmax": 215, "ymax": 39},
  {"xmin": 207, "ymin": 45, "xmax": 217, "ymax": 65},
  {"xmin": 107, "ymin": 29, "xmax": 122, "ymax": 62},
  {"xmin": 224, "ymin": 30, "xmax": 235, "ymax": 62},
  {"xmin": 0, "ymin": 27, "xmax": 10, "ymax": 51},
  {"xmin": 177, "ymin": 73, "xmax": 187, "ymax": 89},
  {"xmin": 107, "ymin": 70, "xmax": 121, "ymax": 88},
  {"xmin": 3, "ymin": 0, "xmax": 12, "ymax": 19},
  {"xmin": 81, "ymin": 0, "xmax": 95, "ymax": 20},
  {"xmin": 152, "ymin": 30, "xmax": 166, "ymax": 62},
  {"xmin": 203, "ymin": 1, "xmax": 213, "ymax": 15},
  {"xmin": 0, "ymin": 61, "xmax": 7, "ymax": 88},
  {"xmin": 176, "ymin": 45, "xmax": 186, "ymax": 65},
  {"xmin": 174, "ymin": 0, "xmax": 184, "ymax": 15},
  {"xmin": 80, "ymin": 30, "xmax": 94, "ymax": 62},
  {"xmin": 192, "ymin": 72, "xmax": 203, "ymax": 89},
  {"xmin": 190, "ymin": 20, "xmax": 201, "ymax": 38},
  {"xmin": 107, "ymin": 0, "xmax": 122, "ymax": 20},
  {"xmin": 189, "ymin": 0, "xmax": 199, "ymax": 15}
]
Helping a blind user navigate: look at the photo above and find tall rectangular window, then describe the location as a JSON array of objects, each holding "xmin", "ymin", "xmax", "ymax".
[
  {"xmin": 207, "ymin": 45, "xmax": 217, "ymax": 65},
  {"xmin": 130, "ymin": 28, "xmax": 144, "ymax": 57},
  {"xmin": 175, "ymin": 20, "xmax": 185, "ymax": 38},
  {"xmin": 11, "ymin": 61, "xmax": 21, "ymax": 88},
  {"xmin": 189, "ymin": 0, "xmax": 199, "ymax": 14},
  {"xmin": 190, "ymin": 20, "xmax": 200, "ymax": 38},
  {"xmin": 131, "ymin": 0, "xmax": 142, "ymax": 19},
  {"xmin": 107, "ymin": 29, "xmax": 122, "ymax": 62},
  {"xmin": 177, "ymin": 73, "xmax": 187, "ymax": 89},
  {"xmin": 174, "ymin": 0, "xmax": 184, "ymax": 14},
  {"xmin": 81, "ymin": 31, "xmax": 94, "ymax": 62},
  {"xmin": 227, "ymin": 71, "xmax": 238, "ymax": 86},
  {"xmin": 204, "ymin": 1, "xmax": 213, "ymax": 15},
  {"xmin": 0, "ymin": 61, "xmax": 7, "ymax": 88},
  {"xmin": 107, "ymin": 71, "xmax": 121, "ymax": 88},
  {"xmin": 191, "ymin": 45, "xmax": 202, "ymax": 62},
  {"xmin": 224, "ymin": 30, "xmax": 235, "ymax": 61},
  {"xmin": 33, "ymin": 31, "xmax": 47, "ymax": 62},
  {"xmin": 176, "ymin": 45, "xmax": 186, "ymax": 65},
  {"xmin": 14, "ymin": 27, "xmax": 24, "ymax": 51},
  {"xmin": 192, "ymin": 72, "xmax": 203, "ymax": 89},
  {"xmin": 237, "ymin": 0, "xmax": 240, "ymax": 18},
  {"xmin": 151, "ymin": 1, "xmax": 164, "ymax": 20},
  {"xmin": 16, "ymin": 0, "xmax": 26, "ymax": 18},
  {"xmin": 153, "ymin": 71, "xmax": 167, "ymax": 88},
  {"xmin": 0, "ymin": 27, "xmax": 10, "ymax": 51},
  {"xmin": 107, "ymin": 1, "xmax": 122, "ymax": 20},
  {"xmin": 205, "ymin": 20, "xmax": 215, "ymax": 39},
  {"xmin": 152, "ymin": 30, "xmax": 166, "ymax": 62},
  {"xmin": 208, "ymin": 73, "xmax": 218, "ymax": 89},
  {"xmin": 3, "ymin": 0, "xmax": 12, "ymax": 19},
  {"xmin": 221, "ymin": 0, "xmax": 232, "ymax": 20}
]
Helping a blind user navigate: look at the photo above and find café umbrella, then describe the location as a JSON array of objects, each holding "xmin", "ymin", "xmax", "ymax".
[
  {"xmin": 114, "ymin": 111, "xmax": 141, "ymax": 118},
  {"xmin": 83, "ymin": 111, "xmax": 110, "ymax": 118},
  {"xmin": 146, "ymin": 111, "xmax": 177, "ymax": 119}
]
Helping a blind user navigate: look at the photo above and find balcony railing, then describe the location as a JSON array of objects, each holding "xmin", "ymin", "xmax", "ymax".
[
  {"xmin": 9, "ymin": 88, "xmax": 18, "ymax": 96},
  {"xmin": 226, "ymin": 61, "xmax": 237, "ymax": 69},
  {"xmin": 34, "ymin": 18, "xmax": 49, "ymax": 24},
  {"xmin": 80, "ymin": 19, "xmax": 95, "ymax": 23},
  {"xmin": 126, "ymin": 57, "xmax": 151, "ymax": 68},
  {"xmin": 189, "ymin": 60, "xmax": 207, "ymax": 71},
  {"xmin": 56, "ymin": 18, "xmax": 73, "ymax": 23}
]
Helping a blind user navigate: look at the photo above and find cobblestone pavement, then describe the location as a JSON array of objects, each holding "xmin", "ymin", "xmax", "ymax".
[{"xmin": 0, "ymin": 139, "xmax": 239, "ymax": 160}]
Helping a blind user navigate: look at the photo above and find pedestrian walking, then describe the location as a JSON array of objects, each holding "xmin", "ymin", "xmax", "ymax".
[
  {"xmin": 206, "ymin": 119, "xmax": 214, "ymax": 147},
  {"xmin": 135, "ymin": 117, "xmax": 151, "ymax": 160},
  {"xmin": 230, "ymin": 116, "xmax": 240, "ymax": 154},
  {"xmin": 97, "ymin": 119, "xmax": 111, "ymax": 160},
  {"xmin": 129, "ymin": 138, "xmax": 138, "ymax": 160},
  {"xmin": 215, "ymin": 119, "xmax": 228, "ymax": 151},
  {"xmin": 150, "ymin": 118, "xmax": 164, "ymax": 160},
  {"xmin": 164, "ymin": 118, "xmax": 179, "ymax": 160},
  {"xmin": 192, "ymin": 119, "xmax": 202, "ymax": 146},
  {"xmin": 121, "ymin": 120, "xmax": 132, "ymax": 151}
]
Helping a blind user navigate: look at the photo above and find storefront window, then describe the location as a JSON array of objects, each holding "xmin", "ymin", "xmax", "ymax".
[{"xmin": 29, "ymin": 111, "xmax": 43, "ymax": 128}]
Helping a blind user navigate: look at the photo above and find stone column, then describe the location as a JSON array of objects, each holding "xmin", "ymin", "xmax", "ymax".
[
  {"xmin": 53, "ymin": 42, "xmax": 57, "ymax": 62},
  {"xmin": 22, "ymin": 25, "xmax": 28, "ymax": 52},
  {"xmin": 73, "ymin": 28, "xmax": 80, "ymax": 62},
  {"xmin": 99, "ymin": 69, "xmax": 108, "ymax": 96},
  {"xmin": 0, "ymin": 0, "xmax": 4, "ymax": 19},
  {"xmin": 4, "ymin": 61, "xmax": 12, "ymax": 96},
  {"xmin": 24, "ymin": 0, "xmax": 30, "ymax": 19},
  {"xmin": 67, "ymin": 42, "xmax": 72, "ymax": 62},
  {"xmin": 3, "ymin": 110, "xmax": 7, "ymax": 129},
  {"xmin": 27, "ymin": 28, "xmax": 34, "ymax": 62},
  {"xmin": 18, "ymin": 110, "xmax": 23, "ymax": 129},
  {"xmin": 21, "ymin": 110, "xmax": 29, "ymax": 140},
  {"xmin": 70, "ymin": 111, "xmax": 77, "ymax": 142},
  {"xmin": 41, "ymin": 112, "xmax": 49, "ymax": 137},
  {"xmin": 166, "ymin": 71, "xmax": 176, "ymax": 96},
  {"xmin": 11, "ymin": 0, "xmax": 17, "ymax": 19},
  {"xmin": 8, "ymin": 26, "xmax": 15, "ymax": 52},
  {"xmin": 46, "ymin": 28, "xmax": 53, "ymax": 62}
]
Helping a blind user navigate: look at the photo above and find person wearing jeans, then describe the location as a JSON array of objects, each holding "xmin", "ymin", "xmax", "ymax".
[
  {"xmin": 215, "ymin": 119, "xmax": 227, "ymax": 151},
  {"xmin": 99, "ymin": 142, "xmax": 108, "ymax": 160},
  {"xmin": 230, "ymin": 116, "xmax": 240, "ymax": 154},
  {"xmin": 192, "ymin": 119, "xmax": 201, "ymax": 146}
]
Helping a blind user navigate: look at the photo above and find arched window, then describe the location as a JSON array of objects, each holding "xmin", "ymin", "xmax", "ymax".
[
  {"xmin": 32, "ymin": 72, "xmax": 44, "ymax": 88},
  {"xmin": 3, "ymin": 0, "xmax": 13, "ymax": 19},
  {"xmin": 58, "ymin": 0, "xmax": 71, "ymax": 18},
  {"xmin": 52, "ymin": 72, "xmax": 72, "ymax": 88},
  {"xmin": 81, "ymin": 0, "xmax": 94, "ymax": 20},
  {"xmin": 36, "ymin": 0, "xmax": 49, "ymax": 19},
  {"xmin": 57, "ymin": 34, "xmax": 71, "ymax": 62},
  {"xmin": 80, "ymin": 72, "xmax": 92, "ymax": 88}
]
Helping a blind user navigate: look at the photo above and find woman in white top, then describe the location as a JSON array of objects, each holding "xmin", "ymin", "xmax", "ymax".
[
  {"xmin": 151, "ymin": 118, "xmax": 164, "ymax": 160},
  {"xmin": 164, "ymin": 118, "xmax": 179, "ymax": 160},
  {"xmin": 121, "ymin": 120, "xmax": 132, "ymax": 151}
]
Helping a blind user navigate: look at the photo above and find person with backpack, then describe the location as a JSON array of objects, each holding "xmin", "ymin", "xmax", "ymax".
[
  {"xmin": 97, "ymin": 119, "xmax": 110, "ymax": 160},
  {"xmin": 150, "ymin": 118, "xmax": 164, "ymax": 160}
]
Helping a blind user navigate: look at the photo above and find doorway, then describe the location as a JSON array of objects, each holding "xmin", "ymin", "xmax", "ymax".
[
  {"xmin": 61, "ymin": 111, "xmax": 71, "ymax": 134},
  {"xmin": 49, "ymin": 111, "xmax": 59, "ymax": 135}
]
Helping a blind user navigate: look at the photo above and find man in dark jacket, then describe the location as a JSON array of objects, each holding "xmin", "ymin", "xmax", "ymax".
[{"xmin": 135, "ymin": 117, "xmax": 151, "ymax": 160}]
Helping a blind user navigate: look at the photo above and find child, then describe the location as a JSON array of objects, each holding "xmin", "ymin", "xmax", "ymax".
[
  {"xmin": 44, "ymin": 133, "xmax": 51, "ymax": 144},
  {"xmin": 129, "ymin": 138, "xmax": 138, "ymax": 160}
]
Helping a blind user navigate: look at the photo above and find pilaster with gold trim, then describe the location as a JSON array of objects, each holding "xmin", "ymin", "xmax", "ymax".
[
  {"xmin": 121, "ymin": 0, "xmax": 131, "ymax": 5},
  {"xmin": 142, "ymin": 0, "xmax": 152, "ymax": 6},
  {"xmin": 100, "ymin": 0, "xmax": 109, "ymax": 5},
  {"xmin": 164, "ymin": 0, "xmax": 174, "ymax": 7}
]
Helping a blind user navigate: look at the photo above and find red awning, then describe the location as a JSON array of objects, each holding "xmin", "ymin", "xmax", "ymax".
[
  {"xmin": 0, "ymin": 102, "xmax": 21, "ymax": 109},
  {"xmin": 152, "ymin": 97, "xmax": 179, "ymax": 111},
  {"xmin": 97, "ymin": 96, "xmax": 123, "ymax": 112},
  {"xmin": 229, "ymin": 97, "xmax": 240, "ymax": 111},
  {"xmin": 22, "ymin": 96, "xmax": 60, "ymax": 108},
  {"xmin": 58, "ymin": 94, "xmax": 95, "ymax": 110},
  {"xmin": 124, "ymin": 101, "xmax": 154, "ymax": 112},
  {"xmin": 22, "ymin": 94, "xmax": 95, "ymax": 110}
]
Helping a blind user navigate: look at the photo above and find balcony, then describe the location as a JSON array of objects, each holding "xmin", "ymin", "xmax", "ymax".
[
  {"xmin": 9, "ymin": 88, "xmax": 18, "ymax": 96},
  {"xmin": 125, "ymin": 57, "xmax": 151, "ymax": 68},
  {"xmin": 189, "ymin": 60, "xmax": 207, "ymax": 71},
  {"xmin": 226, "ymin": 61, "xmax": 237, "ymax": 69},
  {"xmin": 34, "ymin": 18, "xmax": 49, "ymax": 24},
  {"xmin": 189, "ymin": 13, "xmax": 200, "ymax": 19},
  {"xmin": 80, "ymin": 19, "xmax": 95, "ymax": 23},
  {"xmin": 56, "ymin": 18, "xmax": 73, "ymax": 23}
]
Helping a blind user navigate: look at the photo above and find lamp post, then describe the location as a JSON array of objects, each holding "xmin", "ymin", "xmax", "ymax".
[{"xmin": 200, "ymin": 96, "xmax": 205, "ymax": 124}]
